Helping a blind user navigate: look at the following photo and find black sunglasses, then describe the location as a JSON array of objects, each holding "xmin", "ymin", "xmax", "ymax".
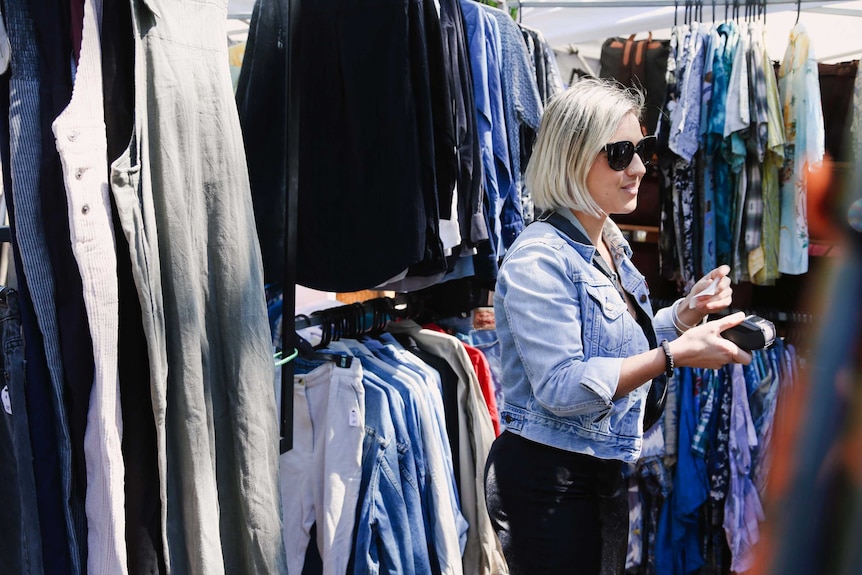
[{"xmin": 602, "ymin": 135, "xmax": 657, "ymax": 171}]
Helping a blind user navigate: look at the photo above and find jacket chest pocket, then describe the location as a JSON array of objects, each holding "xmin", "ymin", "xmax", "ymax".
[{"xmin": 583, "ymin": 283, "xmax": 628, "ymax": 356}]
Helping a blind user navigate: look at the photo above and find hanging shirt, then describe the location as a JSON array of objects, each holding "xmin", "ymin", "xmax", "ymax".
[
  {"xmin": 699, "ymin": 24, "xmax": 719, "ymax": 275},
  {"xmin": 484, "ymin": 6, "xmax": 542, "ymax": 224},
  {"xmin": 462, "ymin": 0, "xmax": 503, "ymax": 260},
  {"xmin": 754, "ymin": 24, "xmax": 786, "ymax": 286},
  {"xmin": 778, "ymin": 23, "xmax": 825, "ymax": 275},
  {"xmin": 723, "ymin": 364, "xmax": 765, "ymax": 573},
  {"xmin": 52, "ymin": 0, "xmax": 126, "ymax": 570},
  {"xmin": 711, "ymin": 21, "xmax": 738, "ymax": 266},
  {"xmin": 744, "ymin": 23, "xmax": 770, "ymax": 280},
  {"xmin": 669, "ymin": 22, "xmax": 705, "ymax": 163}
]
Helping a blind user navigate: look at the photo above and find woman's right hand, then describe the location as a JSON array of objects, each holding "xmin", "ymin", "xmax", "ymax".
[{"xmin": 669, "ymin": 311, "xmax": 753, "ymax": 370}]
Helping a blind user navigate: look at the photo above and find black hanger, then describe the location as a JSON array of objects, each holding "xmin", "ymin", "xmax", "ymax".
[
  {"xmin": 295, "ymin": 310, "xmax": 355, "ymax": 367},
  {"xmin": 372, "ymin": 297, "xmax": 397, "ymax": 332},
  {"xmin": 796, "ymin": 0, "xmax": 801, "ymax": 24},
  {"xmin": 298, "ymin": 331, "xmax": 353, "ymax": 368}
]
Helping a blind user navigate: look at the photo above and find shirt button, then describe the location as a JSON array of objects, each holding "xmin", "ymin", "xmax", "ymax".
[
  {"xmin": 74, "ymin": 168, "xmax": 84, "ymax": 180},
  {"xmin": 81, "ymin": 204, "xmax": 89, "ymax": 215},
  {"xmin": 639, "ymin": 294, "xmax": 647, "ymax": 303},
  {"xmin": 68, "ymin": 130, "xmax": 79, "ymax": 142}
]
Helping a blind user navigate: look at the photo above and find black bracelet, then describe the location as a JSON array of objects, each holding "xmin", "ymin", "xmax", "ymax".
[{"xmin": 660, "ymin": 339, "xmax": 674, "ymax": 379}]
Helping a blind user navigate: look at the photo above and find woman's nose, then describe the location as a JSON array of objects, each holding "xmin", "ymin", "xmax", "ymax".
[{"xmin": 626, "ymin": 152, "xmax": 647, "ymax": 177}]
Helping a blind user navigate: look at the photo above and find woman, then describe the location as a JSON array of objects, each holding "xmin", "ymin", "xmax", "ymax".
[{"xmin": 484, "ymin": 77, "xmax": 752, "ymax": 574}]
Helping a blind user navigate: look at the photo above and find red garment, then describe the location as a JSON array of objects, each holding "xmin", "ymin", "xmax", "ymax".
[{"xmin": 463, "ymin": 344, "xmax": 501, "ymax": 437}]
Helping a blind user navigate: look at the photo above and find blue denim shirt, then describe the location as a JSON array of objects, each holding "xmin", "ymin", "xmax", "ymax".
[{"xmin": 494, "ymin": 211, "xmax": 677, "ymax": 462}]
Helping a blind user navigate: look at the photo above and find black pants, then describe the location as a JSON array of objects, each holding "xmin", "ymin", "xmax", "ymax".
[{"xmin": 484, "ymin": 431, "xmax": 628, "ymax": 575}]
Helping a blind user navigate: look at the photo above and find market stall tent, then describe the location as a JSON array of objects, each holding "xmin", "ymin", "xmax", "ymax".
[
  {"xmin": 516, "ymin": 0, "xmax": 862, "ymax": 70},
  {"xmin": 226, "ymin": 1, "xmax": 862, "ymax": 78}
]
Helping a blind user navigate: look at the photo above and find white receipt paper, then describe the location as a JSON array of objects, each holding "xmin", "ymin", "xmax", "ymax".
[{"xmin": 690, "ymin": 277, "xmax": 721, "ymax": 308}]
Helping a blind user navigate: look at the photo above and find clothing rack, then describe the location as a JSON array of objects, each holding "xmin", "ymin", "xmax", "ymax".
[
  {"xmin": 511, "ymin": 0, "xmax": 835, "ymax": 9},
  {"xmin": 294, "ymin": 277, "xmax": 487, "ymax": 341},
  {"xmin": 271, "ymin": 0, "xmax": 829, "ymax": 452},
  {"xmin": 280, "ymin": 0, "xmax": 300, "ymax": 453}
]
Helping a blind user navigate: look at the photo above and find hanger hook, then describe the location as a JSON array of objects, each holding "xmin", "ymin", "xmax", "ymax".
[{"xmin": 796, "ymin": 0, "xmax": 801, "ymax": 24}]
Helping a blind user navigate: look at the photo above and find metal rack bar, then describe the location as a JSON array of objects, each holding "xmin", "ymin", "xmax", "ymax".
[{"xmin": 513, "ymin": 0, "xmax": 839, "ymax": 8}]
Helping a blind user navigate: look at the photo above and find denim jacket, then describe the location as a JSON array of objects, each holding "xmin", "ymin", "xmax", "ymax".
[{"xmin": 494, "ymin": 211, "xmax": 678, "ymax": 462}]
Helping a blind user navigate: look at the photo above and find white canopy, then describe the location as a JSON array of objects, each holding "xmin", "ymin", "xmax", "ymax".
[
  {"xmin": 517, "ymin": 0, "xmax": 862, "ymax": 65},
  {"xmin": 225, "ymin": 0, "xmax": 862, "ymax": 80}
]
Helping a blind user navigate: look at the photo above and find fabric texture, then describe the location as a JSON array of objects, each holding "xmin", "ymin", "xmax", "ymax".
[
  {"xmin": 52, "ymin": 0, "xmax": 127, "ymax": 569},
  {"xmin": 129, "ymin": 0, "xmax": 288, "ymax": 572}
]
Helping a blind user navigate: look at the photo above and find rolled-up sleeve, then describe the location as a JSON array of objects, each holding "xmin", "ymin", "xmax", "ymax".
[{"xmin": 653, "ymin": 305, "xmax": 680, "ymax": 344}]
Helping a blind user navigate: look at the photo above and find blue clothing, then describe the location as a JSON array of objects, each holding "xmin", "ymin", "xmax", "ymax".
[
  {"xmin": 699, "ymin": 26, "xmax": 718, "ymax": 273},
  {"xmin": 494, "ymin": 210, "xmax": 678, "ymax": 463},
  {"xmin": 4, "ymin": 0, "xmax": 89, "ymax": 570},
  {"xmin": 0, "ymin": 289, "xmax": 44, "ymax": 575},
  {"xmin": 362, "ymin": 373, "xmax": 431, "ymax": 575},
  {"xmin": 484, "ymin": 5, "xmax": 542, "ymax": 224},
  {"xmin": 334, "ymin": 340, "xmax": 465, "ymax": 575},
  {"xmin": 364, "ymin": 336, "xmax": 468, "ymax": 554},
  {"xmin": 351, "ymin": 381, "xmax": 415, "ymax": 575},
  {"xmin": 462, "ymin": 1, "xmax": 515, "ymax": 258},
  {"xmin": 462, "ymin": 0, "xmax": 502, "ymax": 258},
  {"xmin": 723, "ymin": 365, "xmax": 763, "ymax": 572},
  {"xmin": 484, "ymin": 12, "xmax": 512, "ymax": 210},
  {"xmin": 669, "ymin": 23, "xmax": 705, "ymax": 163},
  {"xmin": 655, "ymin": 368, "xmax": 707, "ymax": 575},
  {"xmin": 709, "ymin": 22, "xmax": 738, "ymax": 266}
]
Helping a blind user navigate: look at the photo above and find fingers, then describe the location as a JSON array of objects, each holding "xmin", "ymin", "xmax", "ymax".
[
  {"xmin": 733, "ymin": 347, "xmax": 753, "ymax": 365},
  {"xmin": 712, "ymin": 311, "xmax": 747, "ymax": 331},
  {"xmin": 710, "ymin": 264, "xmax": 731, "ymax": 279},
  {"xmin": 689, "ymin": 266, "xmax": 733, "ymax": 312}
]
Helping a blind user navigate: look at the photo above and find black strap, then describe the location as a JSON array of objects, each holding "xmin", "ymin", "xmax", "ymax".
[
  {"xmin": 537, "ymin": 212, "xmax": 616, "ymax": 283},
  {"xmin": 537, "ymin": 211, "xmax": 656, "ymax": 346}
]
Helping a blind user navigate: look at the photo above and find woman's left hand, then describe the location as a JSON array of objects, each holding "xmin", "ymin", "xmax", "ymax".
[{"xmin": 677, "ymin": 265, "xmax": 733, "ymax": 328}]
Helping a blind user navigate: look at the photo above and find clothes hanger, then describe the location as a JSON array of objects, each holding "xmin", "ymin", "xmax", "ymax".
[
  {"xmin": 274, "ymin": 348, "xmax": 298, "ymax": 367},
  {"xmin": 372, "ymin": 297, "xmax": 395, "ymax": 333},
  {"xmin": 796, "ymin": 0, "xmax": 801, "ymax": 24},
  {"xmin": 294, "ymin": 311, "xmax": 354, "ymax": 367}
]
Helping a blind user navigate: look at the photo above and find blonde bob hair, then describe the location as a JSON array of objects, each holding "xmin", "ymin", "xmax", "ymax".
[{"xmin": 525, "ymin": 77, "xmax": 645, "ymax": 218}]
